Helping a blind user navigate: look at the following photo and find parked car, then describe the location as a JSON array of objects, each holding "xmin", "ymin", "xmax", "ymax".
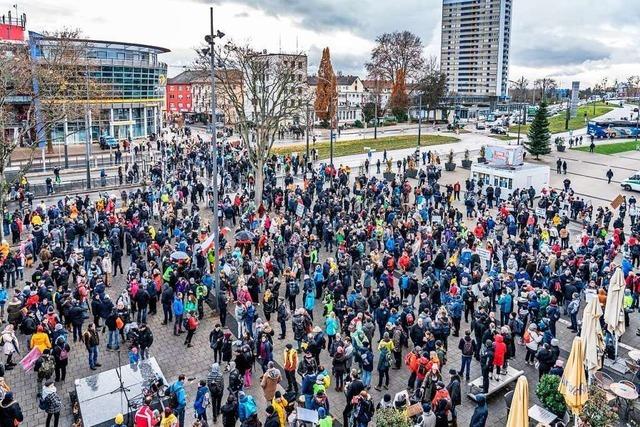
[
  {"xmin": 99, "ymin": 136, "xmax": 119, "ymax": 150},
  {"xmin": 490, "ymin": 126, "xmax": 508, "ymax": 135},
  {"xmin": 475, "ymin": 122, "xmax": 486, "ymax": 130}
]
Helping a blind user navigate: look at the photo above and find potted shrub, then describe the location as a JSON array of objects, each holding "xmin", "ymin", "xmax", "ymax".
[
  {"xmin": 555, "ymin": 136, "xmax": 566, "ymax": 152},
  {"xmin": 461, "ymin": 149, "xmax": 472, "ymax": 169},
  {"xmin": 578, "ymin": 384, "xmax": 618, "ymax": 427},
  {"xmin": 383, "ymin": 158, "xmax": 396, "ymax": 181},
  {"xmin": 477, "ymin": 145, "xmax": 487, "ymax": 163},
  {"xmin": 444, "ymin": 149, "xmax": 456, "ymax": 171},
  {"xmin": 535, "ymin": 374, "xmax": 567, "ymax": 418},
  {"xmin": 375, "ymin": 408, "xmax": 412, "ymax": 427},
  {"xmin": 405, "ymin": 156, "xmax": 418, "ymax": 178}
]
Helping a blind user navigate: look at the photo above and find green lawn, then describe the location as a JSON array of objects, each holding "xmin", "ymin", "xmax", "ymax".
[
  {"xmin": 489, "ymin": 134, "xmax": 518, "ymax": 141},
  {"xmin": 573, "ymin": 140, "xmax": 640, "ymax": 155},
  {"xmin": 272, "ymin": 134, "xmax": 459, "ymax": 159},
  {"xmin": 509, "ymin": 102, "xmax": 614, "ymax": 134}
]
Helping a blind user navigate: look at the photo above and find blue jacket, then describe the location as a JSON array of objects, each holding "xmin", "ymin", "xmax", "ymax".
[
  {"xmin": 169, "ymin": 381, "xmax": 187, "ymax": 410},
  {"xmin": 194, "ymin": 385, "xmax": 208, "ymax": 415},
  {"xmin": 238, "ymin": 394, "xmax": 257, "ymax": 421},
  {"xmin": 325, "ymin": 317, "xmax": 339, "ymax": 336},
  {"xmin": 172, "ymin": 297, "xmax": 184, "ymax": 316},
  {"xmin": 498, "ymin": 294, "xmax": 513, "ymax": 314},
  {"xmin": 447, "ymin": 296, "xmax": 464, "ymax": 319},
  {"xmin": 470, "ymin": 395, "xmax": 488, "ymax": 427}
]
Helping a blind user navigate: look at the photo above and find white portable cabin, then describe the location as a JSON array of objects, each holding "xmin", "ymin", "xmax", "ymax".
[{"xmin": 470, "ymin": 162, "xmax": 550, "ymax": 200}]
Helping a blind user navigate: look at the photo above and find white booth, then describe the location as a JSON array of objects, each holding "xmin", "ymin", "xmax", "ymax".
[{"xmin": 470, "ymin": 162, "xmax": 550, "ymax": 200}]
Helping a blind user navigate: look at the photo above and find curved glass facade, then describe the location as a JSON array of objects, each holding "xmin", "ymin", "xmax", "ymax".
[{"xmin": 30, "ymin": 33, "xmax": 168, "ymax": 144}]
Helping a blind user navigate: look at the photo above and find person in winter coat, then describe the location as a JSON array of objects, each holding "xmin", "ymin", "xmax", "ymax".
[
  {"xmin": 30, "ymin": 324, "xmax": 51, "ymax": 352},
  {"xmin": 137, "ymin": 323, "xmax": 153, "ymax": 360},
  {"xmin": 237, "ymin": 391, "xmax": 258, "ymax": 423},
  {"xmin": 1, "ymin": 324, "xmax": 19, "ymax": 369},
  {"xmin": 264, "ymin": 405, "xmax": 280, "ymax": 427},
  {"xmin": 447, "ymin": 369, "xmax": 462, "ymax": 422},
  {"xmin": 172, "ymin": 293, "xmax": 184, "ymax": 336},
  {"xmin": 0, "ymin": 391, "xmax": 23, "ymax": 427},
  {"xmin": 524, "ymin": 324, "xmax": 542, "ymax": 365},
  {"xmin": 206, "ymin": 363, "xmax": 224, "ymax": 423},
  {"xmin": 41, "ymin": 379, "xmax": 62, "ymax": 427},
  {"xmin": 168, "ymin": 375, "xmax": 187, "ymax": 426},
  {"xmin": 52, "ymin": 336, "xmax": 70, "ymax": 382},
  {"xmin": 375, "ymin": 346, "xmax": 392, "ymax": 391},
  {"xmin": 272, "ymin": 391, "xmax": 288, "ymax": 427},
  {"xmin": 491, "ymin": 334, "xmax": 507, "ymax": 380},
  {"xmin": 260, "ymin": 362, "xmax": 282, "ymax": 401},
  {"xmin": 193, "ymin": 380, "xmax": 209, "ymax": 422},
  {"xmin": 220, "ymin": 395, "xmax": 238, "ymax": 427},
  {"xmin": 470, "ymin": 394, "xmax": 488, "ymax": 427}
]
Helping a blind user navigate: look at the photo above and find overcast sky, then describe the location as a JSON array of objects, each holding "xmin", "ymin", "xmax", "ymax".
[{"xmin": 13, "ymin": 0, "xmax": 640, "ymax": 87}]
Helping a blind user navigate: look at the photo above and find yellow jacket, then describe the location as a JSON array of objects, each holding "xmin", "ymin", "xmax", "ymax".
[
  {"xmin": 272, "ymin": 396, "xmax": 288, "ymax": 426},
  {"xmin": 160, "ymin": 414, "xmax": 177, "ymax": 427},
  {"xmin": 30, "ymin": 332, "xmax": 51, "ymax": 353},
  {"xmin": 378, "ymin": 339, "xmax": 395, "ymax": 353}
]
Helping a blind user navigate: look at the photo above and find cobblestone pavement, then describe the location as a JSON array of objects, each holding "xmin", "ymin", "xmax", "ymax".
[{"xmin": 6, "ymin": 149, "xmax": 640, "ymax": 426}]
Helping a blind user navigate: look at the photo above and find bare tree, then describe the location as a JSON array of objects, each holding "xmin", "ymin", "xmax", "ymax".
[
  {"xmin": 365, "ymin": 31, "xmax": 425, "ymax": 84},
  {"xmin": 198, "ymin": 43, "xmax": 309, "ymax": 203},
  {"xmin": 534, "ymin": 78, "xmax": 557, "ymax": 102},
  {"xmin": 0, "ymin": 29, "xmax": 98, "ymax": 240},
  {"xmin": 509, "ymin": 77, "xmax": 529, "ymax": 103},
  {"xmin": 415, "ymin": 60, "xmax": 447, "ymax": 123},
  {"xmin": 626, "ymin": 75, "xmax": 640, "ymax": 98}
]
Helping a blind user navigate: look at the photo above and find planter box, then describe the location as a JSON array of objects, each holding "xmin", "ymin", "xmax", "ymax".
[
  {"xmin": 461, "ymin": 160, "xmax": 472, "ymax": 169},
  {"xmin": 383, "ymin": 172, "xmax": 396, "ymax": 181},
  {"xmin": 477, "ymin": 157, "xmax": 486, "ymax": 164},
  {"xmin": 444, "ymin": 162, "xmax": 456, "ymax": 172},
  {"xmin": 405, "ymin": 169, "xmax": 418, "ymax": 179},
  {"xmin": 556, "ymin": 145, "xmax": 566, "ymax": 152}
]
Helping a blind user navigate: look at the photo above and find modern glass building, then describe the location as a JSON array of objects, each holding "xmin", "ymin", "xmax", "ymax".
[{"xmin": 29, "ymin": 32, "xmax": 169, "ymax": 144}]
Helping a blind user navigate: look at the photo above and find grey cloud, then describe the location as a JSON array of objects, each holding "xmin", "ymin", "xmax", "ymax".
[
  {"xmin": 307, "ymin": 45, "xmax": 366, "ymax": 77},
  {"xmin": 514, "ymin": 45, "xmax": 610, "ymax": 67},
  {"xmin": 199, "ymin": 0, "xmax": 362, "ymax": 33},
  {"xmin": 234, "ymin": 11, "xmax": 249, "ymax": 18}
]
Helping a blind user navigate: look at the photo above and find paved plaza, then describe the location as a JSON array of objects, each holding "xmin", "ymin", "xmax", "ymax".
[{"xmin": 4, "ymin": 126, "xmax": 640, "ymax": 427}]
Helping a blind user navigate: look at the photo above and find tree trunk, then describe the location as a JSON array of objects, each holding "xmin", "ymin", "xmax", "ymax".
[
  {"xmin": 254, "ymin": 158, "xmax": 265, "ymax": 206},
  {"xmin": 0, "ymin": 176, "xmax": 5, "ymax": 243},
  {"xmin": 47, "ymin": 139, "xmax": 54, "ymax": 154}
]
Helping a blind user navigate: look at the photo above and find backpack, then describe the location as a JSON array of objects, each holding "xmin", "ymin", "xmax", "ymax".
[
  {"xmin": 58, "ymin": 345, "xmax": 69, "ymax": 361},
  {"xmin": 39, "ymin": 395, "xmax": 48, "ymax": 411},
  {"xmin": 523, "ymin": 330, "xmax": 532, "ymax": 344},
  {"xmin": 168, "ymin": 386, "xmax": 179, "ymax": 408},
  {"xmin": 417, "ymin": 362, "xmax": 428, "ymax": 376},
  {"xmin": 462, "ymin": 339, "xmax": 473, "ymax": 356},
  {"xmin": 288, "ymin": 281, "xmax": 300, "ymax": 296},
  {"xmin": 406, "ymin": 312, "xmax": 414, "ymax": 326},
  {"xmin": 40, "ymin": 356, "xmax": 55, "ymax": 378},
  {"xmin": 513, "ymin": 318, "xmax": 524, "ymax": 335}
]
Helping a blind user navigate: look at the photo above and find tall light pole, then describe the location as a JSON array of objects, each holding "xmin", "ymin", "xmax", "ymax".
[
  {"xmin": 205, "ymin": 6, "xmax": 225, "ymax": 311},
  {"xmin": 305, "ymin": 102, "xmax": 310, "ymax": 172},
  {"xmin": 417, "ymin": 94, "xmax": 422, "ymax": 147},
  {"xmin": 85, "ymin": 60, "xmax": 92, "ymax": 188}
]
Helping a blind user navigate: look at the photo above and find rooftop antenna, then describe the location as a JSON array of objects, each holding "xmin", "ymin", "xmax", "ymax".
[
  {"xmin": 278, "ymin": 34, "xmax": 281, "ymax": 53},
  {"xmin": 295, "ymin": 34, "xmax": 298, "ymax": 52}
]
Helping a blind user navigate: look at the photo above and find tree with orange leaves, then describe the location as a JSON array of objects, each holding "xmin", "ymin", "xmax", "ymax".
[
  {"xmin": 314, "ymin": 47, "xmax": 337, "ymax": 127},
  {"xmin": 389, "ymin": 69, "xmax": 409, "ymax": 121}
]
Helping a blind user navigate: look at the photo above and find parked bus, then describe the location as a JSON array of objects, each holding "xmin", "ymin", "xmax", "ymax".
[{"xmin": 587, "ymin": 120, "xmax": 640, "ymax": 138}]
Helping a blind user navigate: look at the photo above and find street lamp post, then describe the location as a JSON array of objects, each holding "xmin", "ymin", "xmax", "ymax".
[
  {"xmin": 417, "ymin": 94, "xmax": 422, "ymax": 147},
  {"xmin": 205, "ymin": 6, "xmax": 225, "ymax": 311},
  {"xmin": 305, "ymin": 102, "xmax": 310, "ymax": 172}
]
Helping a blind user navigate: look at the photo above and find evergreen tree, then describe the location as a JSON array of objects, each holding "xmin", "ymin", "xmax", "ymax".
[{"xmin": 525, "ymin": 102, "xmax": 551, "ymax": 159}]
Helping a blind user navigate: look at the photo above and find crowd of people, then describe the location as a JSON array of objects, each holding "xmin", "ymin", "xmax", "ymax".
[{"xmin": 0, "ymin": 125, "xmax": 637, "ymax": 427}]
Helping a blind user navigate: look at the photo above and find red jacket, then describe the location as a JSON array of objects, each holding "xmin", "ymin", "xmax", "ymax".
[{"xmin": 493, "ymin": 334, "xmax": 507, "ymax": 366}]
